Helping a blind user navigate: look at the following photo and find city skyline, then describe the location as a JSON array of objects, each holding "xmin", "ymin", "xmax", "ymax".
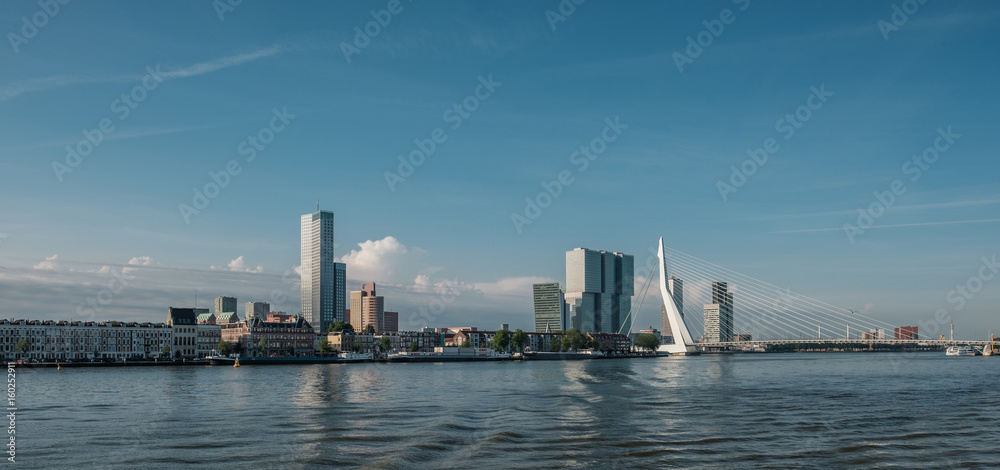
[{"xmin": 2, "ymin": 1, "xmax": 1000, "ymax": 336}]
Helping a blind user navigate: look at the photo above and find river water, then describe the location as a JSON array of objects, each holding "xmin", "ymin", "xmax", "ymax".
[{"xmin": 16, "ymin": 353, "xmax": 1000, "ymax": 468}]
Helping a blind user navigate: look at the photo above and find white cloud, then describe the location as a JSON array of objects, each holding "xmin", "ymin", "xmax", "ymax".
[
  {"xmin": 473, "ymin": 276, "xmax": 555, "ymax": 299},
  {"xmin": 33, "ymin": 255, "xmax": 59, "ymax": 270},
  {"xmin": 212, "ymin": 256, "xmax": 263, "ymax": 273},
  {"xmin": 0, "ymin": 46, "xmax": 283, "ymax": 102},
  {"xmin": 340, "ymin": 236, "xmax": 425, "ymax": 284}
]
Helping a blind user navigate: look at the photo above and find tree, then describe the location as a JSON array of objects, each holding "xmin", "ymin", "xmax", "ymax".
[
  {"xmin": 232, "ymin": 341, "xmax": 244, "ymax": 356},
  {"xmin": 492, "ymin": 329, "xmax": 510, "ymax": 352},
  {"xmin": 257, "ymin": 337, "xmax": 268, "ymax": 356},
  {"xmin": 379, "ymin": 336, "xmax": 393, "ymax": 354},
  {"xmin": 365, "ymin": 324, "xmax": 376, "ymax": 335},
  {"xmin": 410, "ymin": 341, "xmax": 420, "ymax": 352},
  {"xmin": 635, "ymin": 334, "xmax": 661, "ymax": 352},
  {"xmin": 564, "ymin": 328, "xmax": 586, "ymax": 351},
  {"xmin": 329, "ymin": 321, "xmax": 354, "ymax": 333},
  {"xmin": 15, "ymin": 338, "xmax": 30, "ymax": 357},
  {"xmin": 550, "ymin": 337, "xmax": 562, "ymax": 352},
  {"xmin": 161, "ymin": 344, "xmax": 171, "ymax": 358},
  {"xmin": 511, "ymin": 329, "xmax": 527, "ymax": 353},
  {"xmin": 319, "ymin": 338, "xmax": 332, "ymax": 354},
  {"xmin": 461, "ymin": 339, "xmax": 471, "ymax": 348},
  {"xmin": 218, "ymin": 340, "xmax": 232, "ymax": 355}
]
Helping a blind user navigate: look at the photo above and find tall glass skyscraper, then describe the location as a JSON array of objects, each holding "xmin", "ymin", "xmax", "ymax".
[
  {"xmin": 533, "ymin": 283, "xmax": 566, "ymax": 332},
  {"xmin": 301, "ymin": 210, "xmax": 344, "ymax": 333},
  {"xmin": 565, "ymin": 248, "xmax": 634, "ymax": 333}
]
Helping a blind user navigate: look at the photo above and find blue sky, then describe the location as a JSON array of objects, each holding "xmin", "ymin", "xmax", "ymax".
[{"xmin": 1, "ymin": 0, "xmax": 999, "ymax": 337}]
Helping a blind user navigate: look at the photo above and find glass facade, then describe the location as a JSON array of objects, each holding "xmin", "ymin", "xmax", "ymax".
[
  {"xmin": 301, "ymin": 211, "xmax": 340, "ymax": 334},
  {"xmin": 565, "ymin": 248, "xmax": 634, "ymax": 333}
]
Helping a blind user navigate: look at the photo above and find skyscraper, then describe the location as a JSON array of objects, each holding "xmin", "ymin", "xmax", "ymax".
[
  {"xmin": 533, "ymin": 283, "xmax": 566, "ymax": 332},
  {"xmin": 704, "ymin": 282, "xmax": 733, "ymax": 343},
  {"xmin": 565, "ymin": 248, "xmax": 634, "ymax": 333},
  {"xmin": 301, "ymin": 210, "xmax": 344, "ymax": 333},
  {"xmin": 215, "ymin": 296, "xmax": 237, "ymax": 315}
]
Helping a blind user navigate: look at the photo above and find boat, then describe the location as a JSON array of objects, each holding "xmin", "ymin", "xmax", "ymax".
[
  {"xmin": 983, "ymin": 334, "xmax": 995, "ymax": 357},
  {"xmin": 946, "ymin": 345, "xmax": 978, "ymax": 356}
]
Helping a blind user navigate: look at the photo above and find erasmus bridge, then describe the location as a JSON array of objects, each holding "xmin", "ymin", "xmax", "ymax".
[{"xmin": 632, "ymin": 237, "xmax": 992, "ymax": 355}]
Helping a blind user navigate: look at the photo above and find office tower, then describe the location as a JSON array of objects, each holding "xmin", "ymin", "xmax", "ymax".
[
  {"xmin": 533, "ymin": 283, "xmax": 567, "ymax": 332},
  {"xmin": 383, "ymin": 312, "xmax": 398, "ymax": 333},
  {"xmin": 245, "ymin": 302, "xmax": 270, "ymax": 322},
  {"xmin": 894, "ymin": 326, "xmax": 918, "ymax": 340},
  {"xmin": 302, "ymin": 209, "xmax": 342, "ymax": 333},
  {"xmin": 565, "ymin": 248, "xmax": 634, "ymax": 333},
  {"xmin": 334, "ymin": 262, "xmax": 346, "ymax": 324},
  {"xmin": 350, "ymin": 283, "xmax": 385, "ymax": 332},
  {"xmin": 215, "ymin": 296, "xmax": 237, "ymax": 314}
]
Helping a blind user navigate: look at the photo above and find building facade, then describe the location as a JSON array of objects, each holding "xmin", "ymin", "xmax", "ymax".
[
  {"xmin": 894, "ymin": 326, "xmax": 919, "ymax": 340},
  {"xmin": 383, "ymin": 311, "xmax": 399, "ymax": 333},
  {"xmin": 167, "ymin": 308, "xmax": 199, "ymax": 358},
  {"xmin": 302, "ymin": 209, "xmax": 343, "ymax": 334},
  {"xmin": 533, "ymin": 282, "xmax": 567, "ymax": 332},
  {"xmin": 1, "ymin": 319, "xmax": 172, "ymax": 361},
  {"xmin": 703, "ymin": 282, "xmax": 733, "ymax": 344},
  {"xmin": 245, "ymin": 302, "xmax": 270, "ymax": 322},
  {"xmin": 350, "ymin": 283, "xmax": 385, "ymax": 333},
  {"xmin": 220, "ymin": 317, "xmax": 315, "ymax": 357},
  {"xmin": 565, "ymin": 248, "xmax": 634, "ymax": 333},
  {"xmin": 215, "ymin": 296, "xmax": 237, "ymax": 314},
  {"xmin": 196, "ymin": 324, "xmax": 221, "ymax": 357}
]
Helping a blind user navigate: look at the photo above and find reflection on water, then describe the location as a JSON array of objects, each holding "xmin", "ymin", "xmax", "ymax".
[{"xmin": 19, "ymin": 353, "xmax": 1000, "ymax": 468}]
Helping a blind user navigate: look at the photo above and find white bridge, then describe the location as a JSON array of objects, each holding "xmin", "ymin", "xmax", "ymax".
[{"xmin": 646, "ymin": 237, "xmax": 990, "ymax": 354}]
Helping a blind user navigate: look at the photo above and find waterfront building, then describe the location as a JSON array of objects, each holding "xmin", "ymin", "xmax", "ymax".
[
  {"xmin": 734, "ymin": 333, "xmax": 753, "ymax": 342},
  {"xmin": 565, "ymin": 248, "xmax": 634, "ymax": 333},
  {"xmin": 167, "ymin": 308, "xmax": 199, "ymax": 358},
  {"xmin": 219, "ymin": 317, "xmax": 315, "ymax": 357},
  {"xmin": 215, "ymin": 296, "xmax": 237, "ymax": 314},
  {"xmin": 533, "ymin": 283, "xmax": 567, "ymax": 332},
  {"xmin": 244, "ymin": 302, "xmax": 270, "ymax": 322},
  {"xmin": 894, "ymin": 326, "xmax": 919, "ymax": 340},
  {"xmin": 302, "ymin": 209, "xmax": 345, "ymax": 334},
  {"xmin": 0, "ymin": 318, "xmax": 172, "ymax": 361},
  {"xmin": 703, "ymin": 282, "xmax": 733, "ymax": 343},
  {"xmin": 704, "ymin": 304, "xmax": 722, "ymax": 343},
  {"xmin": 383, "ymin": 311, "xmax": 399, "ymax": 333},
  {"xmin": 376, "ymin": 331, "xmax": 441, "ymax": 352},
  {"xmin": 327, "ymin": 332, "xmax": 376, "ymax": 354},
  {"xmin": 630, "ymin": 327, "xmax": 662, "ymax": 345},
  {"xmin": 196, "ymin": 324, "xmax": 221, "ymax": 357}
]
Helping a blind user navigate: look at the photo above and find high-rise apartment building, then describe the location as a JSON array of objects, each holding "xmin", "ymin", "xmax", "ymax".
[
  {"xmin": 383, "ymin": 311, "xmax": 398, "ymax": 333},
  {"xmin": 565, "ymin": 248, "xmax": 634, "ymax": 333},
  {"xmin": 350, "ymin": 283, "xmax": 385, "ymax": 333},
  {"xmin": 301, "ymin": 210, "xmax": 345, "ymax": 333},
  {"xmin": 704, "ymin": 282, "xmax": 733, "ymax": 343},
  {"xmin": 215, "ymin": 296, "xmax": 237, "ymax": 315},
  {"xmin": 245, "ymin": 302, "xmax": 270, "ymax": 322},
  {"xmin": 533, "ymin": 283, "xmax": 567, "ymax": 332}
]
